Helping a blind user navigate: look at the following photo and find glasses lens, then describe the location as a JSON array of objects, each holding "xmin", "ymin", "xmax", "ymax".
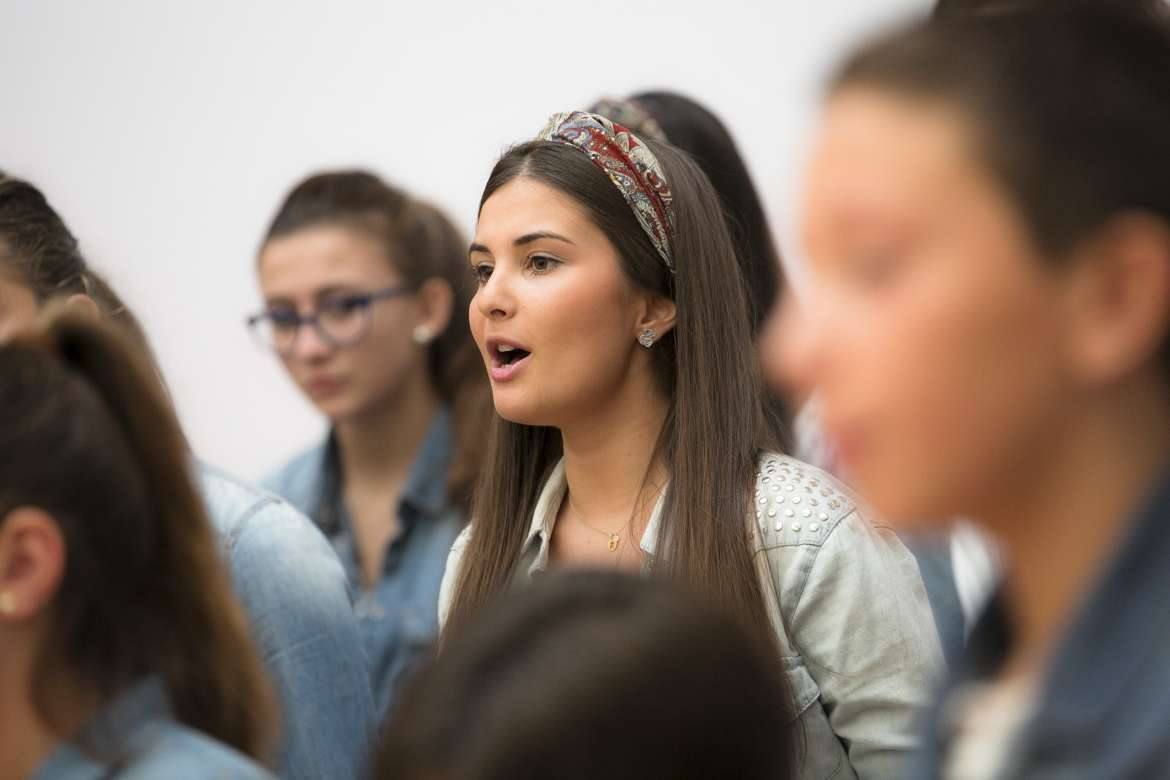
[
  {"xmin": 317, "ymin": 297, "xmax": 371, "ymax": 346},
  {"xmin": 249, "ymin": 311, "xmax": 299, "ymax": 354}
]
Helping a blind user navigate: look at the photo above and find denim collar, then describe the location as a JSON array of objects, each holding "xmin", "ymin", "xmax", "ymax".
[
  {"xmin": 953, "ymin": 465, "xmax": 1170, "ymax": 752},
  {"xmin": 32, "ymin": 677, "xmax": 171, "ymax": 780},
  {"xmin": 520, "ymin": 458, "xmax": 664, "ymax": 574},
  {"xmin": 316, "ymin": 408, "xmax": 453, "ymax": 537}
]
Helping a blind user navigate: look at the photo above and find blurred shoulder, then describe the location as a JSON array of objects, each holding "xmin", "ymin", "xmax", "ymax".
[
  {"xmin": 119, "ymin": 723, "xmax": 276, "ymax": 780},
  {"xmin": 259, "ymin": 440, "xmax": 330, "ymax": 516}
]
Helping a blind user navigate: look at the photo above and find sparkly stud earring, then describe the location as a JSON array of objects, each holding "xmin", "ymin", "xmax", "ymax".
[
  {"xmin": 412, "ymin": 326, "xmax": 433, "ymax": 345},
  {"xmin": 0, "ymin": 591, "xmax": 15, "ymax": 616},
  {"xmin": 637, "ymin": 328, "xmax": 657, "ymax": 349}
]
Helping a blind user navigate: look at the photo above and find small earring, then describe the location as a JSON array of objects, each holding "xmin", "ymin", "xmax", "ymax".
[
  {"xmin": 0, "ymin": 592, "xmax": 15, "ymax": 616},
  {"xmin": 638, "ymin": 328, "xmax": 657, "ymax": 349},
  {"xmin": 412, "ymin": 326, "xmax": 433, "ymax": 345}
]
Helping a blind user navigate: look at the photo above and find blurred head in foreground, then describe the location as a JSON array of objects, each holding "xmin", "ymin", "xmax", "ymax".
[
  {"xmin": 376, "ymin": 570, "xmax": 796, "ymax": 780},
  {"xmin": 774, "ymin": 1, "xmax": 1170, "ymax": 532}
]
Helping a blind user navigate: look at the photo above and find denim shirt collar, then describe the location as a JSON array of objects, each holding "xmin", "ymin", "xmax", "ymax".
[
  {"xmin": 32, "ymin": 677, "xmax": 172, "ymax": 780},
  {"xmin": 950, "ymin": 466, "xmax": 1170, "ymax": 755},
  {"xmin": 317, "ymin": 408, "xmax": 453, "ymax": 537},
  {"xmin": 520, "ymin": 458, "xmax": 664, "ymax": 575}
]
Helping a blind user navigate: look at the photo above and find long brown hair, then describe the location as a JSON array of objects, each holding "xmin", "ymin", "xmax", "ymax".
[
  {"xmin": 445, "ymin": 139, "xmax": 778, "ymax": 651},
  {"xmin": 261, "ymin": 171, "xmax": 491, "ymax": 506},
  {"xmin": 593, "ymin": 91, "xmax": 793, "ymax": 449},
  {"xmin": 0, "ymin": 311, "xmax": 276, "ymax": 760}
]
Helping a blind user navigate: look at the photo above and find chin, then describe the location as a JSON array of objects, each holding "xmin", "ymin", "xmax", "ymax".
[
  {"xmin": 310, "ymin": 394, "xmax": 365, "ymax": 424},
  {"xmin": 859, "ymin": 476, "xmax": 959, "ymax": 532},
  {"xmin": 493, "ymin": 405, "xmax": 551, "ymax": 427},
  {"xmin": 490, "ymin": 392, "xmax": 559, "ymax": 428}
]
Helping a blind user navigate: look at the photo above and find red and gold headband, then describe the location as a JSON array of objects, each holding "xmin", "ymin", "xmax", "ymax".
[{"xmin": 537, "ymin": 111, "xmax": 676, "ymax": 272}]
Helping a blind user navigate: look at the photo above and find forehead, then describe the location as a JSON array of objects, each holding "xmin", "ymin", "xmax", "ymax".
[
  {"xmin": 804, "ymin": 89, "xmax": 984, "ymax": 224},
  {"xmin": 474, "ymin": 177, "xmax": 602, "ymax": 247},
  {"xmin": 258, "ymin": 224, "xmax": 400, "ymax": 294}
]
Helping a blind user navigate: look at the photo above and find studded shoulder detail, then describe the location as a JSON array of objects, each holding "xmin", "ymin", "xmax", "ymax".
[{"xmin": 751, "ymin": 453, "xmax": 856, "ymax": 549}]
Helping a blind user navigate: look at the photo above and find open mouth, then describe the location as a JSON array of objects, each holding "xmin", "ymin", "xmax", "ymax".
[
  {"xmin": 487, "ymin": 340, "xmax": 533, "ymax": 381},
  {"xmin": 494, "ymin": 344, "xmax": 531, "ymax": 366}
]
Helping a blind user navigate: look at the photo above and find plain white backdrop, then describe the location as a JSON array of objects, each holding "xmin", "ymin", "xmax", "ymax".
[{"xmin": 1, "ymin": 0, "xmax": 925, "ymax": 480}]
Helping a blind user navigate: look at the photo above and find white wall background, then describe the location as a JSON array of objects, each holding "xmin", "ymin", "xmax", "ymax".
[{"xmin": 1, "ymin": 0, "xmax": 924, "ymax": 480}]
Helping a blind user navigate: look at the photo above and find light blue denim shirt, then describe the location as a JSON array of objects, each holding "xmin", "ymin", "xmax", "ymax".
[
  {"xmin": 198, "ymin": 463, "xmax": 377, "ymax": 780},
  {"xmin": 30, "ymin": 677, "xmax": 274, "ymax": 780},
  {"xmin": 442, "ymin": 454, "xmax": 944, "ymax": 780},
  {"xmin": 913, "ymin": 467, "xmax": 1170, "ymax": 779},
  {"xmin": 264, "ymin": 410, "xmax": 465, "ymax": 718}
]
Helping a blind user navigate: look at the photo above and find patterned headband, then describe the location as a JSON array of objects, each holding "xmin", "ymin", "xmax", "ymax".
[
  {"xmin": 588, "ymin": 97, "xmax": 670, "ymax": 144},
  {"xmin": 536, "ymin": 110, "xmax": 676, "ymax": 272}
]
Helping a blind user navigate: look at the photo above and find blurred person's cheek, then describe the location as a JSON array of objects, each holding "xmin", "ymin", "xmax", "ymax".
[{"xmin": 759, "ymin": 288, "xmax": 814, "ymax": 404}]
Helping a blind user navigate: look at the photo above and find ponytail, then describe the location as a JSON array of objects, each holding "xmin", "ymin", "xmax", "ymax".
[{"xmin": 0, "ymin": 310, "xmax": 276, "ymax": 760}]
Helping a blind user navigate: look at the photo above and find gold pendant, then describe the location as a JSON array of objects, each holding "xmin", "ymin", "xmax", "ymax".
[{"xmin": 608, "ymin": 534, "xmax": 620, "ymax": 552}]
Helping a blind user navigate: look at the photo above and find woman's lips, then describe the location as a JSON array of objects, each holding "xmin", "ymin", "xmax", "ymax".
[
  {"xmin": 485, "ymin": 338, "xmax": 533, "ymax": 383},
  {"xmin": 489, "ymin": 351, "xmax": 532, "ymax": 383},
  {"xmin": 305, "ymin": 375, "xmax": 345, "ymax": 398}
]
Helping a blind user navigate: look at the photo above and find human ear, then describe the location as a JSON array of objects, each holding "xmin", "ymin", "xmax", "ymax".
[{"xmin": 0, "ymin": 507, "xmax": 66, "ymax": 623}]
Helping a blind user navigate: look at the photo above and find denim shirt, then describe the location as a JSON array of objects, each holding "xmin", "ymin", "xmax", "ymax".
[
  {"xmin": 31, "ymin": 677, "xmax": 274, "ymax": 780},
  {"xmin": 264, "ymin": 410, "xmax": 466, "ymax": 718},
  {"xmin": 198, "ymin": 464, "xmax": 377, "ymax": 780},
  {"xmin": 440, "ymin": 454, "xmax": 944, "ymax": 780},
  {"xmin": 912, "ymin": 469, "xmax": 1170, "ymax": 779}
]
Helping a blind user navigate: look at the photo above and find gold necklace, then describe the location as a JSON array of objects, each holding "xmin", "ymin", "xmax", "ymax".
[{"xmin": 568, "ymin": 497, "xmax": 623, "ymax": 552}]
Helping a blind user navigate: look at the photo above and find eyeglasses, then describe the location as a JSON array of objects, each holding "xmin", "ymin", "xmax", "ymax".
[{"xmin": 247, "ymin": 285, "xmax": 415, "ymax": 355}]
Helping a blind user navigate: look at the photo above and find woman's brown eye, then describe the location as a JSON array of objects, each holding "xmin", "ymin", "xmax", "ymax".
[{"xmin": 529, "ymin": 255, "xmax": 560, "ymax": 274}]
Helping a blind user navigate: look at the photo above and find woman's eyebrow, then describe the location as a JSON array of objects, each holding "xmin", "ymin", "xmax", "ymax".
[
  {"xmin": 469, "ymin": 231, "xmax": 576, "ymax": 257},
  {"xmin": 514, "ymin": 230, "xmax": 575, "ymax": 247}
]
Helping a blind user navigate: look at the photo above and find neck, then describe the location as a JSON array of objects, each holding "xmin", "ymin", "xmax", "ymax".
[
  {"xmin": 558, "ymin": 372, "xmax": 671, "ymax": 533},
  {"xmin": 0, "ymin": 638, "xmax": 91, "ymax": 780},
  {"xmin": 983, "ymin": 378, "xmax": 1170, "ymax": 676},
  {"xmin": 334, "ymin": 368, "xmax": 440, "ymax": 489}
]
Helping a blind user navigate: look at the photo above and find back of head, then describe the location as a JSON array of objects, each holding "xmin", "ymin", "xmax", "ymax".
[
  {"xmin": 933, "ymin": 0, "xmax": 1165, "ymax": 20},
  {"xmin": 0, "ymin": 172, "xmax": 158, "ymax": 365},
  {"xmin": 0, "ymin": 310, "xmax": 275, "ymax": 760},
  {"xmin": 263, "ymin": 170, "xmax": 490, "ymax": 505},
  {"xmin": 378, "ymin": 570, "xmax": 796, "ymax": 780}
]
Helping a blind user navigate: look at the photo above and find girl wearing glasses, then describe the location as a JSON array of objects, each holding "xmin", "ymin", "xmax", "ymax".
[{"xmin": 254, "ymin": 170, "xmax": 490, "ymax": 717}]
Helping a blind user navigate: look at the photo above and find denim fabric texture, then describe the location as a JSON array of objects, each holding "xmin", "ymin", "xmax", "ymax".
[
  {"xmin": 29, "ymin": 678, "xmax": 275, "ymax": 780},
  {"xmin": 199, "ymin": 463, "xmax": 377, "ymax": 780},
  {"xmin": 912, "ymin": 469, "xmax": 1170, "ymax": 779},
  {"xmin": 264, "ymin": 410, "xmax": 464, "ymax": 718}
]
